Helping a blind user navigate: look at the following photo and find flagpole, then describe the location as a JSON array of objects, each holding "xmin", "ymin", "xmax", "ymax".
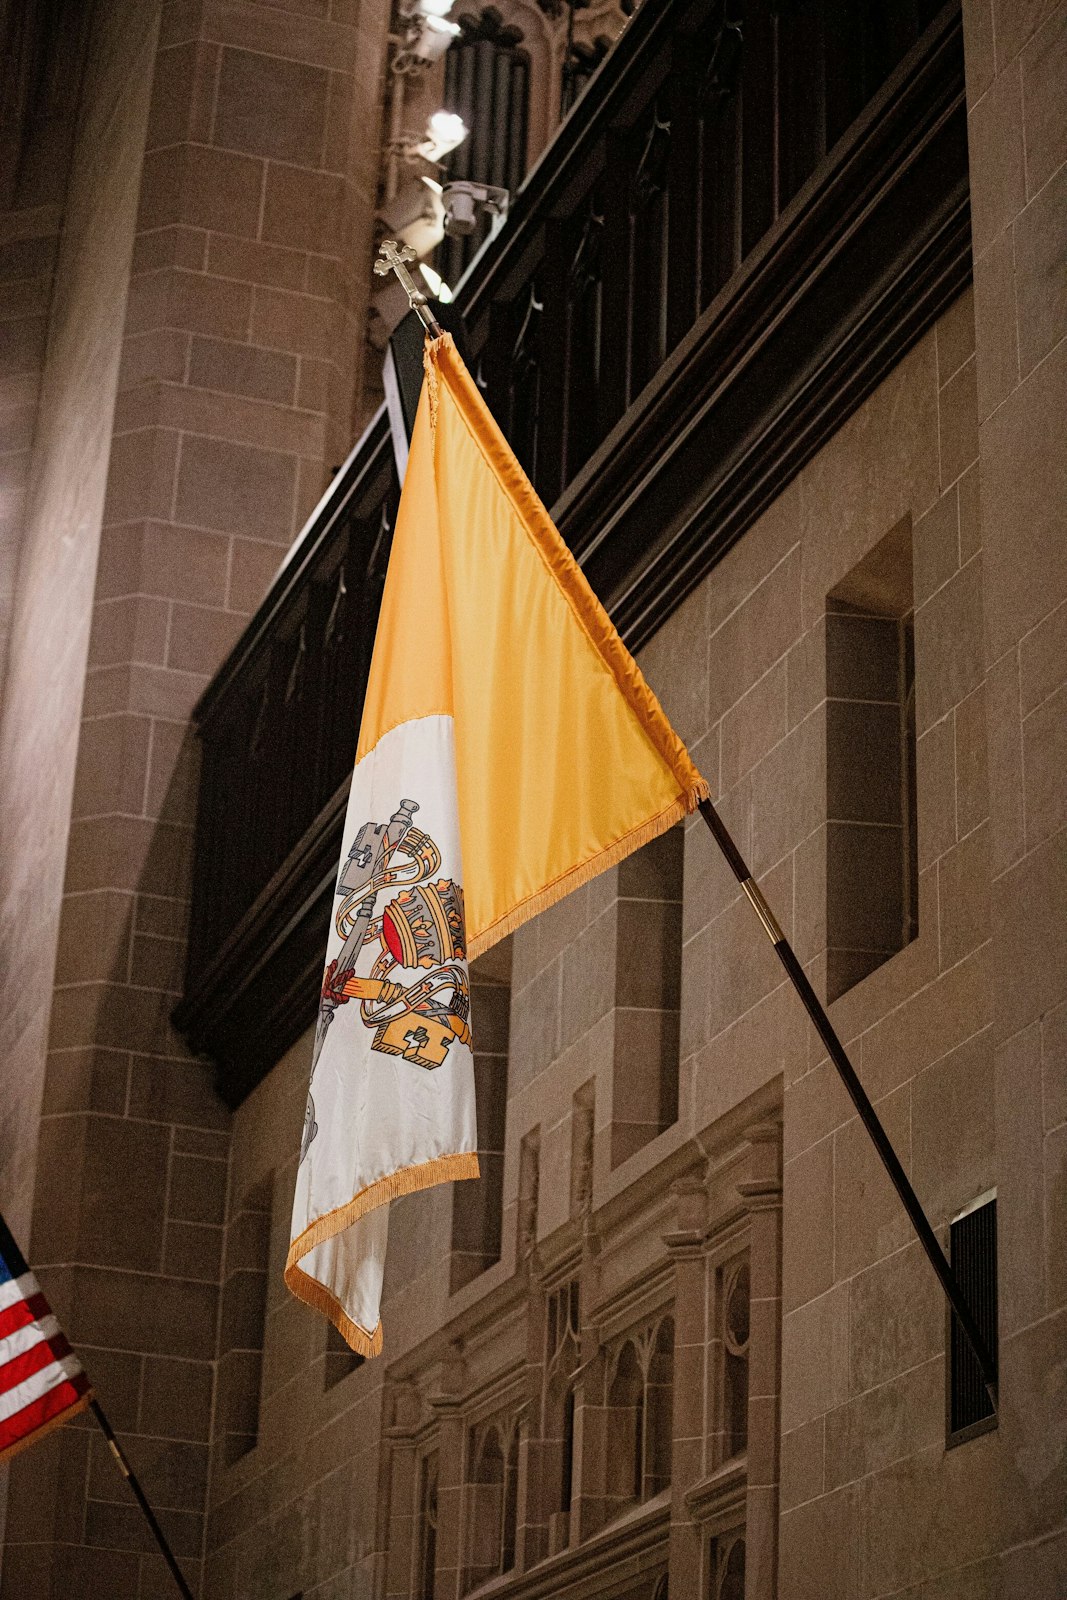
[
  {"xmin": 696, "ymin": 796, "xmax": 999, "ymax": 1409},
  {"xmin": 89, "ymin": 1399, "xmax": 195, "ymax": 1599},
  {"xmin": 373, "ymin": 241, "xmax": 997, "ymax": 1406},
  {"xmin": 0, "ymin": 1205, "xmax": 194, "ymax": 1594}
]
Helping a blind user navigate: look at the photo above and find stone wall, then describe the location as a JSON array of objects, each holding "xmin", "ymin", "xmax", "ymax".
[
  {"xmin": 0, "ymin": 1, "xmax": 1064, "ymax": 1594},
  {"xmin": 0, "ymin": 0, "xmax": 393, "ymax": 1592},
  {"xmin": 0, "ymin": 0, "xmax": 156, "ymax": 1248},
  {"xmin": 0, "ymin": 6, "xmax": 162, "ymax": 1568},
  {"xmin": 188, "ymin": 255, "xmax": 1065, "ymax": 1595},
  {"xmin": 0, "ymin": 0, "xmax": 94, "ymax": 696},
  {"xmin": 966, "ymin": 0, "xmax": 1067, "ymax": 1587},
  {"xmin": 776, "ymin": 291, "xmax": 992, "ymax": 1595}
]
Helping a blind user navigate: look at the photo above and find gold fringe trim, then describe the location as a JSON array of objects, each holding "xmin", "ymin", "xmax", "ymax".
[
  {"xmin": 422, "ymin": 340, "xmax": 440, "ymax": 435},
  {"xmin": 284, "ymin": 1264, "xmax": 384, "ymax": 1359},
  {"xmin": 0, "ymin": 1386, "xmax": 93, "ymax": 1466},
  {"xmin": 288, "ymin": 1150, "xmax": 481, "ymax": 1260},
  {"xmin": 467, "ymin": 781, "xmax": 709, "ymax": 960},
  {"xmin": 284, "ymin": 1151, "xmax": 481, "ymax": 1358}
]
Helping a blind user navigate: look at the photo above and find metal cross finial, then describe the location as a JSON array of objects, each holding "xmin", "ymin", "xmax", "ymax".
[{"xmin": 375, "ymin": 239, "xmax": 444, "ymax": 338}]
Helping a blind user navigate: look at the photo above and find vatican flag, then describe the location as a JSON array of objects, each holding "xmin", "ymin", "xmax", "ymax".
[{"xmin": 286, "ymin": 333, "xmax": 708, "ymax": 1355}]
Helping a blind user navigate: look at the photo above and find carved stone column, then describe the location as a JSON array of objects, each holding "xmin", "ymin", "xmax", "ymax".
[
  {"xmin": 570, "ymin": 1343, "xmax": 608, "ymax": 1542},
  {"xmin": 516, "ymin": 1255, "xmax": 549, "ymax": 1571},
  {"xmin": 569, "ymin": 1225, "xmax": 606, "ymax": 1544},
  {"xmin": 431, "ymin": 1347, "xmax": 467, "ymax": 1600},
  {"xmin": 383, "ymin": 1382, "xmax": 423, "ymax": 1600},
  {"xmin": 737, "ymin": 1123, "xmax": 783, "ymax": 1600},
  {"xmin": 664, "ymin": 1176, "xmax": 711, "ymax": 1595}
]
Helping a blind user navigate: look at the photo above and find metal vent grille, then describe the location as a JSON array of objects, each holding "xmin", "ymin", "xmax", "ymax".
[{"xmin": 948, "ymin": 1197, "xmax": 998, "ymax": 1441}]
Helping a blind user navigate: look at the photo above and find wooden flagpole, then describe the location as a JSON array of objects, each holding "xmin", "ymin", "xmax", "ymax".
[
  {"xmin": 697, "ymin": 797, "xmax": 999, "ymax": 1408},
  {"xmin": 0, "ymin": 1205, "xmax": 194, "ymax": 1595}
]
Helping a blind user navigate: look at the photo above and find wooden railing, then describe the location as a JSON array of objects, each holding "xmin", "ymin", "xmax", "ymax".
[
  {"xmin": 474, "ymin": 0, "xmax": 947, "ymax": 505},
  {"xmin": 176, "ymin": 0, "xmax": 969, "ymax": 1102}
]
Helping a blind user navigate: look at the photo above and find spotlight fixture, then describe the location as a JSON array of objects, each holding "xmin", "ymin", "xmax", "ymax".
[
  {"xmin": 412, "ymin": 11, "xmax": 460, "ymax": 62},
  {"xmin": 387, "ymin": 112, "xmax": 468, "ymax": 169},
  {"xmin": 423, "ymin": 110, "xmax": 468, "ymax": 159},
  {"xmin": 391, "ymin": 0, "xmax": 461, "ymax": 72},
  {"xmin": 442, "ymin": 179, "xmax": 509, "ymax": 237}
]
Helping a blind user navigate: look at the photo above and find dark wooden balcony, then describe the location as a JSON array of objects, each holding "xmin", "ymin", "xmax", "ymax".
[{"xmin": 174, "ymin": 0, "xmax": 970, "ymax": 1104}]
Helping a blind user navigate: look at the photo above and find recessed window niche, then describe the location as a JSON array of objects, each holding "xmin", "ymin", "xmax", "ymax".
[
  {"xmin": 604, "ymin": 1313, "xmax": 674, "ymax": 1523},
  {"xmin": 947, "ymin": 1193, "xmax": 997, "ymax": 1445},
  {"xmin": 218, "ymin": 1175, "xmax": 272, "ymax": 1466},
  {"xmin": 416, "ymin": 1449, "xmax": 439, "ymax": 1600},
  {"xmin": 825, "ymin": 518, "xmax": 918, "ymax": 1002},
  {"xmin": 324, "ymin": 1320, "xmax": 364, "ymax": 1388},
  {"xmin": 610, "ymin": 826, "xmax": 683, "ymax": 1167},
  {"xmin": 462, "ymin": 1413, "xmax": 520, "ymax": 1591}
]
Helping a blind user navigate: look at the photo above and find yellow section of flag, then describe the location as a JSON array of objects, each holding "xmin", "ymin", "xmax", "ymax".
[{"xmin": 359, "ymin": 333, "xmax": 709, "ymax": 958}]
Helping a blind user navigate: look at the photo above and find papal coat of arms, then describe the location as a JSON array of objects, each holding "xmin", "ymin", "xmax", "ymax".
[{"xmin": 301, "ymin": 799, "xmax": 469, "ymax": 1162}]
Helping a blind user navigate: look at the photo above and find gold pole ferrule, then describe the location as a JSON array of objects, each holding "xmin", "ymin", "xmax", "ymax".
[{"xmin": 742, "ymin": 876, "xmax": 785, "ymax": 945}]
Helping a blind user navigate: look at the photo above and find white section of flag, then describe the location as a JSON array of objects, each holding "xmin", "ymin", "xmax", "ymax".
[
  {"xmin": 0, "ymin": 1353, "xmax": 84, "ymax": 1424},
  {"xmin": 289, "ymin": 714, "xmax": 477, "ymax": 1342},
  {"xmin": 0, "ymin": 1313, "xmax": 61, "ymax": 1373},
  {"xmin": 0, "ymin": 1272, "xmax": 38, "ymax": 1315}
]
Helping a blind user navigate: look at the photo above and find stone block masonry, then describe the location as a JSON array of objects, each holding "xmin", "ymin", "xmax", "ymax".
[{"xmin": 0, "ymin": 0, "xmax": 393, "ymax": 1591}]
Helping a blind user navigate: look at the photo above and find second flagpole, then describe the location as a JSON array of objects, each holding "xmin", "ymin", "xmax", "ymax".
[{"xmin": 90, "ymin": 1399, "xmax": 195, "ymax": 1599}]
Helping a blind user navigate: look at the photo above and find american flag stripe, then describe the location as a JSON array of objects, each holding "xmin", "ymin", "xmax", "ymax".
[
  {"xmin": 0, "ymin": 1349, "xmax": 84, "ymax": 1424},
  {"xmin": 0, "ymin": 1367, "xmax": 90, "ymax": 1458},
  {"xmin": 0, "ymin": 1329, "xmax": 74, "ymax": 1399},
  {"xmin": 0, "ymin": 1290, "xmax": 52, "ymax": 1342},
  {"xmin": 0, "ymin": 1214, "xmax": 91, "ymax": 1464},
  {"xmin": 0, "ymin": 1313, "xmax": 64, "ymax": 1372},
  {"xmin": 0, "ymin": 1273, "xmax": 38, "ymax": 1314}
]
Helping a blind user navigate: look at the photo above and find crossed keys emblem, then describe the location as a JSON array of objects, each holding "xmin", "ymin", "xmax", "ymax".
[{"xmin": 301, "ymin": 800, "xmax": 470, "ymax": 1163}]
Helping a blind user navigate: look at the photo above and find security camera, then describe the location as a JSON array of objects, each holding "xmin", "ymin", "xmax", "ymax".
[{"xmin": 442, "ymin": 180, "xmax": 509, "ymax": 237}]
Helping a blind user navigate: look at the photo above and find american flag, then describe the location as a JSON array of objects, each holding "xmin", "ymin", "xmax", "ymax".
[{"xmin": 0, "ymin": 1212, "xmax": 91, "ymax": 1463}]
